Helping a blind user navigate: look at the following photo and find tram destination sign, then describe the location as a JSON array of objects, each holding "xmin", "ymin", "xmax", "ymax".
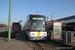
[{"xmin": 32, "ymin": 17, "xmax": 44, "ymax": 20}]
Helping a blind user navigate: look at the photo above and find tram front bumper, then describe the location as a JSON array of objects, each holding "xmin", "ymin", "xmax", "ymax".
[{"xmin": 29, "ymin": 36, "xmax": 47, "ymax": 40}]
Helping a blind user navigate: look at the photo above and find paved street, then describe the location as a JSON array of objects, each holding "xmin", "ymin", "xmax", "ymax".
[
  {"xmin": 0, "ymin": 31, "xmax": 74, "ymax": 50},
  {"xmin": 0, "ymin": 31, "xmax": 33, "ymax": 50}
]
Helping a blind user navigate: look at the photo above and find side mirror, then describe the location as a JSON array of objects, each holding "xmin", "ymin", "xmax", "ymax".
[
  {"xmin": 28, "ymin": 21, "xmax": 32, "ymax": 27},
  {"xmin": 28, "ymin": 22, "xmax": 30, "ymax": 26},
  {"xmin": 30, "ymin": 21, "xmax": 32, "ymax": 23}
]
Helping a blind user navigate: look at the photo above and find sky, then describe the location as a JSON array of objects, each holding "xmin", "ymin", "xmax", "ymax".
[{"xmin": 0, "ymin": 0, "xmax": 75, "ymax": 27}]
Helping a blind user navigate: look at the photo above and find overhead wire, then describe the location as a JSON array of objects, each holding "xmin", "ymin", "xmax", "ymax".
[
  {"xmin": 54, "ymin": 4, "xmax": 75, "ymax": 15},
  {"xmin": 29, "ymin": 0, "xmax": 36, "ymax": 13}
]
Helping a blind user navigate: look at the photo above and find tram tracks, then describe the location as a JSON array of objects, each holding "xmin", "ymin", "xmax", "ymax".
[
  {"xmin": 34, "ymin": 41, "xmax": 44, "ymax": 50},
  {"xmin": 24, "ymin": 31, "xmax": 73, "ymax": 50},
  {"xmin": 25, "ymin": 33, "xmax": 57, "ymax": 50},
  {"xmin": 29, "ymin": 40, "xmax": 74, "ymax": 50},
  {"xmin": 33, "ymin": 41, "xmax": 56, "ymax": 50},
  {"xmin": 25, "ymin": 38, "xmax": 66, "ymax": 50}
]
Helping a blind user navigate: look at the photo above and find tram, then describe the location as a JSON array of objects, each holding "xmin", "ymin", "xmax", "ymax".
[{"xmin": 24, "ymin": 14, "xmax": 47, "ymax": 40}]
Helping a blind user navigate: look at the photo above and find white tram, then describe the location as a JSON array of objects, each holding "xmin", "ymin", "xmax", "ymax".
[{"xmin": 24, "ymin": 14, "xmax": 47, "ymax": 40}]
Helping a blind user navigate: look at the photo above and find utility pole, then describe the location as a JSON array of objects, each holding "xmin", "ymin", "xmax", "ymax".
[
  {"xmin": 37, "ymin": 12, "xmax": 38, "ymax": 15},
  {"xmin": 19, "ymin": 20, "xmax": 22, "ymax": 35},
  {"xmin": 47, "ymin": 17, "xmax": 48, "ymax": 21},
  {"xmin": 8, "ymin": 0, "xmax": 12, "ymax": 41},
  {"xmin": 51, "ymin": 13, "xmax": 53, "ymax": 20}
]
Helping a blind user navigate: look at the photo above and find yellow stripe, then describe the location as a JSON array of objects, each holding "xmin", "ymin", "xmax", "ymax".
[{"xmin": 37, "ymin": 32, "xmax": 41, "ymax": 37}]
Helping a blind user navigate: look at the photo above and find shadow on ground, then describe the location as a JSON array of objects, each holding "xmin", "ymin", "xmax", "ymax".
[{"xmin": 0, "ymin": 31, "xmax": 29, "ymax": 42}]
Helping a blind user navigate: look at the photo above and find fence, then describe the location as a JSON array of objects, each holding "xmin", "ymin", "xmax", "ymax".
[{"xmin": 62, "ymin": 31, "xmax": 75, "ymax": 43}]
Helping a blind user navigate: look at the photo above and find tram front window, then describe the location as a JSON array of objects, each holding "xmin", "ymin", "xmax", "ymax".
[
  {"xmin": 30, "ymin": 20, "xmax": 45, "ymax": 31},
  {"xmin": 31, "ymin": 20, "xmax": 44, "ymax": 28}
]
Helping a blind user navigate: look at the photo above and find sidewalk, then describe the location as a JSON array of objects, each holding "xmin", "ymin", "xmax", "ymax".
[{"xmin": 0, "ymin": 31, "xmax": 33, "ymax": 50}]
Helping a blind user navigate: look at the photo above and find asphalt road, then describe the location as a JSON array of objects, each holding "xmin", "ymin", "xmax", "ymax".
[{"xmin": 0, "ymin": 31, "xmax": 33, "ymax": 50}]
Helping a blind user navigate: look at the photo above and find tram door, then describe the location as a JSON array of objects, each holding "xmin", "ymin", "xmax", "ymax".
[{"xmin": 46, "ymin": 21, "xmax": 53, "ymax": 39}]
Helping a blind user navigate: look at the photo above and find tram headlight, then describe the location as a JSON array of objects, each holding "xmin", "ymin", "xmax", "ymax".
[
  {"xmin": 43, "ymin": 33, "xmax": 47, "ymax": 36},
  {"xmin": 44, "ymin": 33, "xmax": 46, "ymax": 35},
  {"xmin": 32, "ymin": 34, "xmax": 34, "ymax": 35}
]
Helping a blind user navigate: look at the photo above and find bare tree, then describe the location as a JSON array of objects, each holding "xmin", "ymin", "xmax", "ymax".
[{"xmin": 0, "ymin": 24, "xmax": 7, "ymax": 28}]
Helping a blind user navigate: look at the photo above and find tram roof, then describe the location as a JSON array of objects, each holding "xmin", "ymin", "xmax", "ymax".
[{"xmin": 29, "ymin": 14, "xmax": 45, "ymax": 16}]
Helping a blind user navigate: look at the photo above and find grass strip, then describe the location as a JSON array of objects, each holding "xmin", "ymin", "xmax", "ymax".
[{"xmin": 0, "ymin": 29, "xmax": 5, "ymax": 31}]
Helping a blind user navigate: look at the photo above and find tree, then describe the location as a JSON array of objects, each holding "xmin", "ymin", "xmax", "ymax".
[{"xmin": 0, "ymin": 24, "xmax": 7, "ymax": 28}]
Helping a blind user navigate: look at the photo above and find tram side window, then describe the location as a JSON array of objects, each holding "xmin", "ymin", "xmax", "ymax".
[
  {"xmin": 27, "ymin": 17, "xmax": 30, "ymax": 26},
  {"xmin": 26, "ymin": 17, "xmax": 29, "ymax": 26},
  {"xmin": 25, "ymin": 17, "xmax": 28, "ymax": 27}
]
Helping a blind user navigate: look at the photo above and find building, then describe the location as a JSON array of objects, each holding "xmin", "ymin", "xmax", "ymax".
[{"xmin": 58, "ymin": 15, "xmax": 75, "ymax": 31}]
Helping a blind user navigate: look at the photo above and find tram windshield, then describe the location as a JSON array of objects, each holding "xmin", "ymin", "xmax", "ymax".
[
  {"xmin": 31, "ymin": 20, "xmax": 44, "ymax": 28},
  {"xmin": 29, "ymin": 16, "xmax": 46, "ymax": 31},
  {"xmin": 30, "ymin": 20, "xmax": 45, "ymax": 31}
]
